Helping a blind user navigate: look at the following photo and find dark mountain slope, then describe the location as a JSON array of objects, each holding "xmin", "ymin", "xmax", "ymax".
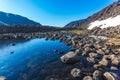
[{"xmin": 0, "ymin": 11, "xmax": 41, "ymax": 25}]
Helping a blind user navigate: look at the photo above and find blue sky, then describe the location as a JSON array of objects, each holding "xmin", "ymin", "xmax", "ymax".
[{"xmin": 0, "ymin": 0, "xmax": 117, "ymax": 27}]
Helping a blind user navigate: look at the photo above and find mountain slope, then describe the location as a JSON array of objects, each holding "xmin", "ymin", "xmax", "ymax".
[
  {"xmin": 65, "ymin": 0, "xmax": 120, "ymax": 29},
  {"xmin": 0, "ymin": 11, "xmax": 41, "ymax": 25},
  {"xmin": 64, "ymin": 19, "xmax": 86, "ymax": 27}
]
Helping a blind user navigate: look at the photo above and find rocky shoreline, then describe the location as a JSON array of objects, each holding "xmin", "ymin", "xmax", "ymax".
[{"xmin": 0, "ymin": 31, "xmax": 120, "ymax": 80}]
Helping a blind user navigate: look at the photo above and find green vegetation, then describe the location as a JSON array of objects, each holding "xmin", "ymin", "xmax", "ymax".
[{"xmin": 61, "ymin": 29, "xmax": 89, "ymax": 35}]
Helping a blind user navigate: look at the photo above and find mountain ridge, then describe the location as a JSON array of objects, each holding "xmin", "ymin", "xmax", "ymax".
[
  {"xmin": 64, "ymin": 0, "xmax": 120, "ymax": 29},
  {"xmin": 0, "ymin": 11, "xmax": 41, "ymax": 26}
]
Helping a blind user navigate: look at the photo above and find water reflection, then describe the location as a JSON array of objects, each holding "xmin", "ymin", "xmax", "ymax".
[{"xmin": 0, "ymin": 38, "xmax": 70, "ymax": 80}]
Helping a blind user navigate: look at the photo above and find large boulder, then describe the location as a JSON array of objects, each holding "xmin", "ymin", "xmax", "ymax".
[
  {"xmin": 104, "ymin": 72, "xmax": 116, "ymax": 80},
  {"xmin": 70, "ymin": 68, "xmax": 81, "ymax": 78},
  {"xmin": 60, "ymin": 51, "xmax": 80, "ymax": 64},
  {"xmin": 0, "ymin": 76, "xmax": 7, "ymax": 80},
  {"xmin": 93, "ymin": 70, "xmax": 103, "ymax": 80}
]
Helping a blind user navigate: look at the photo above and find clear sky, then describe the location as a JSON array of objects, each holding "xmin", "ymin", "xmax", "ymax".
[{"xmin": 0, "ymin": 0, "xmax": 117, "ymax": 27}]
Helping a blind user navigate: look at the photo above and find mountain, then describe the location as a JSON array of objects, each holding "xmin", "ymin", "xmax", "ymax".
[
  {"xmin": 64, "ymin": 19, "xmax": 86, "ymax": 28},
  {"xmin": 0, "ymin": 11, "xmax": 41, "ymax": 25},
  {"xmin": 65, "ymin": 0, "xmax": 120, "ymax": 29}
]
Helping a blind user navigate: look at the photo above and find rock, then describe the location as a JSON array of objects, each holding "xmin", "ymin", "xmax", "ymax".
[
  {"xmin": 45, "ymin": 37, "xmax": 48, "ymax": 40},
  {"xmin": 94, "ymin": 64, "xmax": 100, "ymax": 69},
  {"xmin": 110, "ymin": 72, "xmax": 120, "ymax": 80},
  {"xmin": 89, "ymin": 53, "xmax": 98, "ymax": 58},
  {"xmin": 59, "ymin": 51, "xmax": 64, "ymax": 54},
  {"xmin": 101, "ymin": 46, "xmax": 108, "ymax": 51},
  {"xmin": 87, "ymin": 57, "xmax": 95, "ymax": 63},
  {"xmin": 71, "ymin": 36, "xmax": 78, "ymax": 46},
  {"xmin": 99, "ymin": 59, "xmax": 109, "ymax": 67},
  {"xmin": 75, "ymin": 49, "xmax": 81, "ymax": 55},
  {"xmin": 70, "ymin": 68, "xmax": 81, "ymax": 78},
  {"xmin": 10, "ymin": 52, "xmax": 14, "ymax": 54},
  {"xmin": 93, "ymin": 70, "xmax": 103, "ymax": 80},
  {"xmin": 70, "ymin": 48, "xmax": 76, "ymax": 51},
  {"xmin": 110, "ymin": 66, "xmax": 118, "ymax": 70},
  {"xmin": 84, "ymin": 47, "xmax": 91, "ymax": 53},
  {"xmin": 0, "ymin": 76, "xmax": 7, "ymax": 80},
  {"xmin": 94, "ymin": 44, "xmax": 102, "ymax": 49},
  {"xmin": 111, "ymin": 56, "xmax": 120, "ymax": 66},
  {"xmin": 82, "ymin": 51, "xmax": 87, "ymax": 56},
  {"xmin": 12, "ymin": 43, "xmax": 15, "ymax": 46},
  {"xmin": 104, "ymin": 72, "xmax": 115, "ymax": 80},
  {"xmin": 104, "ymin": 49, "xmax": 111, "ymax": 55},
  {"xmin": 96, "ymin": 49, "xmax": 105, "ymax": 55},
  {"xmin": 109, "ymin": 55, "xmax": 116, "ymax": 60},
  {"xmin": 83, "ymin": 76, "xmax": 93, "ymax": 80},
  {"xmin": 54, "ymin": 50, "xmax": 58, "ymax": 53},
  {"xmin": 60, "ymin": 51, "xmax": 80, "ymax": 64},
  {"xmin": 91, "ymin": 48, "xmax": 96, "ymax": 53},
  {"xmin": 103, "ymin": 55, "xmax": 110, "ymax": 60}
]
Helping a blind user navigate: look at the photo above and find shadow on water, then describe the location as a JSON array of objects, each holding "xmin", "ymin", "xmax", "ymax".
[{"xmin": 0, "ymin": 38, "xmax": 73, "ymax": 80}]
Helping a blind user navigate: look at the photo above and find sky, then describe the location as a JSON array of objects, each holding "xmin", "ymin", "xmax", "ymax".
[{"xmin": 0, "ymin": 0, "xmax": 117, "ymax": 27}]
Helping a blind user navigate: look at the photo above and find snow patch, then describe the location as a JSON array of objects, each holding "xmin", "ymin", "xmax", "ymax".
[
  {"xmin": 88, "ymin": 15, "xmax": 120, "ymax": 29},
  {"xmin": 89, "ymin": 35, "xmax": 108, "ymax": 40}
]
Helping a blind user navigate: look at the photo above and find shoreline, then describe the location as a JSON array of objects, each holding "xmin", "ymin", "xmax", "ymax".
[{"xmin": 0, "ymin": 32, "xmax": 120, "ymax": 80}]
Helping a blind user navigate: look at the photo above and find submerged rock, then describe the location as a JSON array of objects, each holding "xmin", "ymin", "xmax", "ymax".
[
  {"xmin": 70, "ymin": 68, "xmax": 81, "ymax": 78},
  {"xmin": 60, "ymin": 51, "xmax": 80, "ymax": 64},
  {"xmin": 12, "ymin": 43, "xmax": 16, "ymax": 46}
]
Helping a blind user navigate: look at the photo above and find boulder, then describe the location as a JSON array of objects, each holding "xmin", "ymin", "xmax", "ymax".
[
  {"xmin": 0, "ymin": 76, "xmax": 7, "ymax": 80},
  {"xmin": 94, "ymin": 64, "xmax": 100, "ymax": 69},
  {"xmin": 110, "ymin": 66, "xmax": 118, "ymax": 70},
  {"xmin": 93, "ymin": 70, "xmax": 103, "ymax": 80},
  {"xmin": 111, "ymin": 56, "xmax": 120, "ymax": 66},
  {"xmin": 83, "ymin": 76, "xmax": 93, "ymax": 80},
  {"xmin": 96, "ymin": 49, "xmax": 105, "ymax": 55},
  {"xmin": 87, "ymin": 57, "xmax": 95, "ymax": 63},
  {"xmin": 70, "ymin": 68, "xmax": 81, "ymax": 78},
  {"xmin": 99, "ymin": 59, "xmax": 109, "ymax": 67},
  {"xmin": 60, "ymin": 51, "xmax": 80, "ymax": 64},
  {"xmin": 84, "ymin": 47, "xmax": 91, "ymax": 53},
  {"xmin": 89, "ymin": 53, "xmax": 98, "ymax": 58},
  {"xmin": 104, "ymin": 72, "xmax": 115, "ymax": 80},
  {"xmin": 75, "ymin": 49, "xmax": 81, "ymax": 55}
]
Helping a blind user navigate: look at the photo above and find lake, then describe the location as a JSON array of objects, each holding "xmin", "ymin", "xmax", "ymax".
[{"xmin": 0, "ymin": 38, "xmax": 72, "ymax": 80}]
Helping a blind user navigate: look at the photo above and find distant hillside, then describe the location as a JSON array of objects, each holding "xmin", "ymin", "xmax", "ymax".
[
  {"xmin": 65, "ymin": 0, "xmax": 120, "ymax": 29},
  {"xmin": 0, "ymin": 11, "xmax": 41, "ymax": 25},
  {"xmin": 64, "ymin": 19, "xmax": 86, "ymax": 28}
]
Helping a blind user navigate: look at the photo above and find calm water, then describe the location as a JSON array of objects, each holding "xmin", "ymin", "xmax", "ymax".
[{"xmin": 0, "ymin": 38, "xmax": 71, "ymax": 80}]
